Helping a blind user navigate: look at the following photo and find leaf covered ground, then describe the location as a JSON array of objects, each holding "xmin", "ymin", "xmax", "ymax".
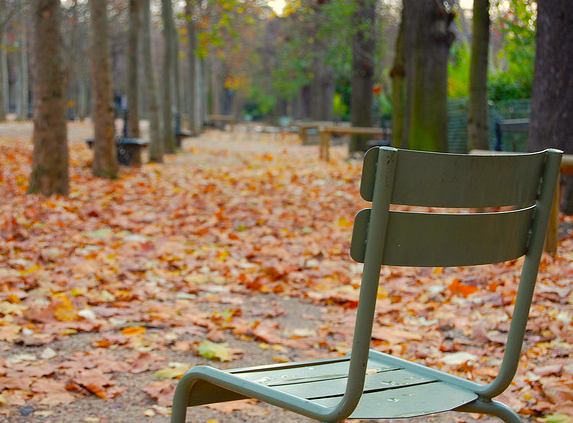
[{"xmin": 0, "ymin": 123, "xmax": 571, "ymax": 422}]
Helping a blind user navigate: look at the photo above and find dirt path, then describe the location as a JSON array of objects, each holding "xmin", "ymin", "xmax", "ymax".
[{"xmin": 1, "ymin": 122, "xmax": 570, "ymax": 422}]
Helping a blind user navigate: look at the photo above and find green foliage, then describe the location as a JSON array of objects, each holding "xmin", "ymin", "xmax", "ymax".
[
  {"xmin": 333, "ymin": 93, "xmax": 348, "ymax": 120},
  {"xmin": 489, "ymin": 0, "xmax": 536, "ymax": 101},
  {"xmin": 448, "ymin": 42, "xmax": 471, "ymax": 99},
  {"xmin": 245, "ymin": 85, "xmax": 276, "ymax": 119}
]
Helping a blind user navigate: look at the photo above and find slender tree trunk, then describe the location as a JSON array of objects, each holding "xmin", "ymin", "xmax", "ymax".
[
  {"xmin": 529, "ymin": 0, "xmax": 573, "ymax": 213},
  {"xmin": 161, "ymin": 0, "xmax": 176, "ymax": 153},
  {"xmin": 185, "ymin": 0, "xmax": 198, "ymax": 135},
  {"xmin": 89, "ymin": 0, "xmax": 118, "ymax": 178},
  {"xmin": 28, "ymin": 0, "xmax": 68, "ymax": 196},
  {"xmin": 209, "ymin": 56, "xmax": 222, "ymax": 116},
  {"xmin": 309, "ymin": 71, "xmax": 321, "ymax": 120},
  {"xmin": 349, "ymin": 0, "xmax": 376, "ymax": 153},
  {"xmin": 142, "ymin": 0, "xmax": 162, "ymax": 162},
  {"xmin": 69, "ymin": 0, "xmax": 79, "ymax": 120},
  {"xmin": 17, "ymin": 20, "xmax": 28, "ymax": 120},
  {"xmin": 200, "ymin": 57, "xmax": 207, "ymax": 126},
  {"xmin": 390, "ymin": 5, "xmax": 405, "ymax": 148},
  {"xmin": 0, "ymin": 28, "xmax": 6, "ymax": 121},
  {"xmin": 467, "ymin": 0, "xmax": 490, "ymax": 151},
  {"xmin": 172, "ymin": 22, "xmax": 181, "ymax": 121},
  {"xmin": 403, "ymin": 0, "xmax": 454, "ymax": 152},
  {"xmin": 127, "ymin": 0, "xmax": 140, "ymax": 137}
]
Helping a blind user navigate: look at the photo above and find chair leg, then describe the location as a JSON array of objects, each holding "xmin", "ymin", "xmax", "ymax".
[
  {"xmin": 456, "ymin": 398, "xmax": 522, "ymax": 423},
  {"xmin": 171, "ymin": 373, "xmax": 197, "ymax": 423}
]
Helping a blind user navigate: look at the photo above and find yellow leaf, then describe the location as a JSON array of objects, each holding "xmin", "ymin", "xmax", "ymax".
[
  {"xmin": 197, "ymin": 340, "xmax": 231, "ymax": 362},
  {"xmin": 154, "ymin": 363, "xmax": 190, "ymax": 379},
  {"xmin": 377, "ymin": 287, "xmax": 388, "ymax": 300},
  {"xmin": 53, "ymin": 293, "xmax": 77, "ymax": 322},
  {"xmin": 20, "ymin": 264, "xmax": 41, "ymax": 275},
  {"xmin": 337, "ymin": 217, "xmax": 353, "ymax": 228}
]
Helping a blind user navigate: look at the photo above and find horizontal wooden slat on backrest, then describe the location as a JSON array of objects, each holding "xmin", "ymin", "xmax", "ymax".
[
  {"xmin": 360, "ymin": 148, "xmax": 546, "ymax": 208},
  {"xmin": 380, "ymin": 206, "xmax": 535, "ymax": 267}
]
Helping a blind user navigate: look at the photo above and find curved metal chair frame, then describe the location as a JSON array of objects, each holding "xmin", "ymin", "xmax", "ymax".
[{"xmin": 171, "ymin": 147, "xmax": 562, "ymax": 423}]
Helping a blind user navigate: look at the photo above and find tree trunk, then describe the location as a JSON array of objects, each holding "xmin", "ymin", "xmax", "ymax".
[
  {"xmin": 403, "ymin": 0, "xmax": 454, "ymax": 152},
  {"xmin": 17, "ymin": 19, "xmax": 28, "ymax": 120},
  {"xmin": 71, "ymin": 0, "xmax": 88, "ymax": 121},
  {"xmin": 0, "ymin": 28, "xmax": 6, "ymax": 121},
  {"xmin": 467, "ymin": 0, "xmax": 490, "ymax": 151},
  {"xmin": 209, "ymin": 56, "xmax": 222, "ymax": 116},
  {"xmin": 185, "ymin": 0, "xmax": 198, "ymax": 135},
  {"xmin": 127, "ymin": 0, "xmax": 140, "ymax": 137},
  {"xmin": 390, "ymin": 5, "xmax": 405, "ymax": 148},
  {"xmin": 161, "ymin": 0, "xmax": 176, "ymax": 153},
  {"xmin": 172, "ymin": 20, "xmax": 181, "ymax": 123},
  {"xmin": 529, "ymin": 0, "xmax": 573, "ymax": 213},
  {"xmin": 142, "ymin": 0, "xmax": 162, "ymax": 162},
  {"xmin": 28, "ymin": 0, "xmax": 69, "ymax": 196},
  {"xmin": 194, "ymin": 36, "xmax": 203, "ymax": 132},
  {"xmin": 0, "ymin": 0, "xmax": 7, "ymax": 121},
  {"xmin": 349, "ymin": 0, "xmax": 376, "ymax": 153},
  {"xmin": 89, "ymin": 0, "xmax": 118, "ymax": 178},
  {"xmin": 308, "ymin": 70, "xmax": 332, "ymax": 121}
]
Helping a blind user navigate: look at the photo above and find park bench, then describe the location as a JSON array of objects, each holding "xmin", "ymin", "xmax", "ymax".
[
  {"xmin": 319, "ymin": 126, "xmax": 391, "ymax": 161},
  {"xmin": 205, "ymin": 114, "xmax": 236, "ymax": 132},
  {"xmin": 174, "ymin": 113, "xmax": 193, "ymax": 148},
  {"xmin": 85, "ymin": 137, "xmax": 148, "ymax": 166},
  {"xmin": 494, "ymin": 118, "xmax": 529, "ymax": 151},
  {"xmin": 294, "ymin": 121, "xmax": 339, "ymax": 145},
  {"xmin": 171, "ymin": 147, "xmax": 561, "ymax": 423},
  {"xmin": 85, "ymin": 110, "xmax": 148, "ymax": 166}
]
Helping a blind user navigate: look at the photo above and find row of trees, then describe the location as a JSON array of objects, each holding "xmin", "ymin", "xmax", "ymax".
[
  {"xmin": 1, "ymin": 1, "xmax": 570, "ymax": 202},
  {"xmin": 18, "ymin": 0, "xmax": 208, "ymax": 196}
]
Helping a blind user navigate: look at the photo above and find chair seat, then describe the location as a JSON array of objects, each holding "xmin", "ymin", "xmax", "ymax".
[{"xmin": 190, "ymin": 351, "xmax": 478, "ymax": 419}]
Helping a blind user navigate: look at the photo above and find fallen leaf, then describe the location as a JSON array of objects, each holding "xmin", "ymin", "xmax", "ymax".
[{"xmin": 197, "ymin": 340, "xmax": 231, "ymax": 362}]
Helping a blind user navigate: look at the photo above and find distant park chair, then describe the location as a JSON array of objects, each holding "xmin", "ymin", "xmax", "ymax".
[{"xmin": 171, "ymin": 147, "xmax": 562, "ymax": 423}]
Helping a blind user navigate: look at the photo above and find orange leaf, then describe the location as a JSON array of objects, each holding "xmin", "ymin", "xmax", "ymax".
[
  {"xmin": 121, "ymin": 326, "xmax": 146, "ymax": 336},
  {"xmin": 448, "ymin": 279, "xmax": 478, "ymax": 297}
]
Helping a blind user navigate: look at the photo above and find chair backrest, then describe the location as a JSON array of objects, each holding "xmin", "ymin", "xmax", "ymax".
[
  {"xmin": 343, "ymin": 147, "xmax": 562, "ymax": 404},
  {"xmin": 351, "ymin": 148, "xmax": 548, "ymax": 267}
]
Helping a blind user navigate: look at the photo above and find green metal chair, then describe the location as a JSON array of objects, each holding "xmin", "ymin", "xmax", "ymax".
[{"xmin": 171, "ymin": 147, "xmax": 562, "ymax": 423}]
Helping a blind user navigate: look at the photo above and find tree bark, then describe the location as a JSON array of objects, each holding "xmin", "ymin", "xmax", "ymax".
[
  {"xmin": 89, "ymin": 0, "xmax": 118, "ymax": 178},
  {"xmin": 209, "ymin": 56, "xmax": 222, "ymax": 116},
  {"xmin": 142, "ymin": 0, "xmax": 162, "ymax": 163},
  {"xmin": 161, "ymin": 0, "xmax": 176, "ymax": 153},
  {"xmin": 529, "ymin": 0, "xmax": 573, "ymax": 213},
  {"xmin": 308, "ymin": 57, "xmax": 333, "ymax": 122},
  {"xmin": 0, "ymin": 0, "xmax": 7, "ymax": 121},
  {"xmin": 172, "ymin": 18, "xmax": 181, "ymax": 123},
  {"xmin": 349, "ymin": 0, "xmax": 376, "ymax": 153},
  {"xmin": 403, "ymin": 0, "xmax": 454, "ymax": 152},
  {"xmin": 70, "ymin": 0, "xmax": 88, "ymax": 120},
  {"xmin": 185, "ymin": 0, "xmax": 198, "ymax": 135},
  {"xmin": 0, "ymin": 27, "xmax": 6, "ymax": 121},
  {"xmin": 127, "ymin": 0, "xmax": 140, "ymax": 137},
  {"xmin": 17, "ymin": 16, "xmax": 28, "ymax": 120},
  {"xmin": 28, "ymin": 0, "xmax": 69, "ymax": 196},
  {"xmin": 390, "ymin": 5, "xmax": 405, "ymax": 148},
  {"xmin": 467, "ymin": 0, "xmax": 490, "ymax": 151}
]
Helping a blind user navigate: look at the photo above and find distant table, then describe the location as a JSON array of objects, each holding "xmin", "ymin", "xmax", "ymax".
[{"xmin": 318, "ymin": 126, "xmax": 391, "ymax": 161}]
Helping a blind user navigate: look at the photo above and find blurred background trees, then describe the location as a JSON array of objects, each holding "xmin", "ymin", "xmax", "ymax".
[
  {"xmin": 0, "ymin": 0, "xmax": 567, "ymax": 207},
  {"xmin": 0, "ymin": 0, "xmax": 546, "ymax": 141}
]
